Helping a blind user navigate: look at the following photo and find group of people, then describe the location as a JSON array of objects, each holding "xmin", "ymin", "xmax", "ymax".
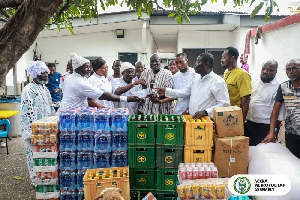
[{"xmin": 20, "ymin": 47, "xmax": 300, "ymax": 186}]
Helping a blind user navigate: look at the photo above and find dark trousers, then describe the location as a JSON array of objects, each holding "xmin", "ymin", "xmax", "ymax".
[
  {"xmin": 285, "ymin": 132, "xmax": 300, "ymax": 158},
  {"xmin": 244, "ymin": 121, "xmax": 270, "ymax": 146}
]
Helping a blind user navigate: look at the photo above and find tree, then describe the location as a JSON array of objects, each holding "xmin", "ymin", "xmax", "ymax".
[{"xmin": 0, "ymin": 0, "xmax": 279, "ymax": 85}]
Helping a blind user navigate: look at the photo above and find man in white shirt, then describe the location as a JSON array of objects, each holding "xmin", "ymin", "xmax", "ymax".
[
  {"xmin": 156, "ymin": 53, "xmax": 230, "ymax": 119},
  {"xmin": 173, "ymin": 53, "xmax": 196, "ymax": 114},
  {"xmin": 107, "ymin": 60, "xmax": 122, "ymax": 84},
  {"xmin": 59, "ymin": 54, "xmax": 140, "ymax": 111},
  {"xmin": 245, "ymin": 59, "xmax": 285, "ymax": 146},
  {"xmin": 113, "ymin": 62, "xmax": 149, "ymax": 114}
]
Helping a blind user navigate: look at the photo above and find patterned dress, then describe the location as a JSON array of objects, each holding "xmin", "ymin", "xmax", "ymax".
[{"xmin": 20, "ymin": 82, "xmax": 54, "ymax": 185}]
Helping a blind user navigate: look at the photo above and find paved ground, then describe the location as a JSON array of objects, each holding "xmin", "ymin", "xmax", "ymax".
[{"xmin": 0, "ymin": 136, "xmax": 35, "ymax": 200}]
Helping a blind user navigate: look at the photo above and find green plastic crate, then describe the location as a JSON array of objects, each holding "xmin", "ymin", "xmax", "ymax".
[
  {"xmin": 128, "ymin": 115, "xmax": 157, "ymax": 145},
  {"xmin": 128, "ymin": 145, "xmax": 155, "ymax": 168},
  {"xmin": 156, "ymin": 168, "xmax": 178, "ymax": 191},
  {"xmin": 156, "ymin": 115, "xmax": 185, "ymax": 145},
  {"xmin": 156, "ymin": 145, "xmax": 183, "ymax": 168},
  {"xmin": 130, "ymin": 168, "xmax": 156, "ymax": 190},
  {"xmin": 130, "ymin": 190, "xmax": 156, "ymax": 200},
  {"xmin": 155, "ymin": 191, "xmax": 177, "ymax": 200}
]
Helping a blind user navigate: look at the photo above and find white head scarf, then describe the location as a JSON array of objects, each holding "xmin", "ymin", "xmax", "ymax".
[
  {"xmin": 70, "ymin": 53, "xmax": 90, "ymax": 70},
  {"xmin": 120, "ymin": 62, "xmax": 135, "ymax": 74},
  {"xmin": 27, "ymin": 61, "xmax": 50, "ymax": 79}
]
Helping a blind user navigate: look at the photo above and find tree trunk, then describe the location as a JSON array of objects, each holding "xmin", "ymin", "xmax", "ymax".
[{"xmin": 0, "ymin": 0, "xmax": 63, "ymax": 85}]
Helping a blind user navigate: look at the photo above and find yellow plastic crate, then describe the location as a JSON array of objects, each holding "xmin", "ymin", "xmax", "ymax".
[
  {"xmin": 184, "ymin": 145, "xmax": 213, "ymax": 163},
  {"xmin": 83, "ymin": 167, "xmax": 130, "ymax": 200},
  {"xmin": 183, "ymin": 115, "xmax": 214, "ymax": 146}
]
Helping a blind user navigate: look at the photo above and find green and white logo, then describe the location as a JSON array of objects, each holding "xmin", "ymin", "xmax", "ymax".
[{"xmin": 234, "ymin": 177, "xmax": 251, "ymax": 194}]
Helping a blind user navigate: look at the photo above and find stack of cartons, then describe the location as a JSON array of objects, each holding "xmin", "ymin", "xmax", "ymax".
[
  {"xmin": 155, "ymin": 114, "xmax": 184, "ymax": 200},
  {"xmin": 183, "ymin": 115, "xmax": 214, "ymax": 164},
  {"xmin": 128, "ymin": 114, "xmax": 185, "ymax": 200},
  {"xmin": 31, "ymin": 116, "xmax": 60, "ymax": 200},
  {"xmin": 128, "ymin": 115, "xmax": 157, "ymax": 199},
  {"xmin": 213, "ymin": 106, "xmax": 249, "ymax": 178}
]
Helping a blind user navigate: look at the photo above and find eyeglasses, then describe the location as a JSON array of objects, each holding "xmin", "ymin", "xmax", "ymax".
[{"xmin": 285, "ymin": 67, "xmax": 300, "ymax": 72}]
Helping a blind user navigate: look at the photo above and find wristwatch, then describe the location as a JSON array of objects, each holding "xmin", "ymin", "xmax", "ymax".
[{"xmin": 202, "ymin": 110, "xmax": 208, "ymax": 116}]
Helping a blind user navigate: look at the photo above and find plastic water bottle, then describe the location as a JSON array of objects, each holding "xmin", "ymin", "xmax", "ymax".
[
  {"xmin": 94, "ymin": 122, "xmax": 111, "ymax": 153},
  {"xmin": 77, "ymin": 170, "xmax": 86, "ymax": 190},
  {"xmin": 60, "ymin": 108, "xmax": 76, "ymax": 132},
  {"xmin": 94, "ymin": 152, "xmax": 111, "ymax": 168},
  {"xmin": 78, "ymin": 189, "xmax": 84, "ymax": 200},
  {"xmin": 60, "ymin": 170, "xmax": 76, "ymax": 190},
  {"xmin": 111, "ymin": 113, "xmax": 128, "ymax": 151},
  {"xmin": 78, "ymin": 108, "xmax": 93, "ymax": 131},
  {"xmin": 78, "ymin": 131, "xmax": 94, "ymax": 151},
  {"xmin": 60, "ymin": 131, "xmax": 76, "ymax": 151},
  {"xmin": 77, "ymin": 151, "xmax": 93, "ymax": 170},
  {"xmin": 111, "ymin": 151, "xmax": 127, "ymax": 167},
  {"xmin": 60, "ymin": 151, "xmax": 76, "ymax": 170}
]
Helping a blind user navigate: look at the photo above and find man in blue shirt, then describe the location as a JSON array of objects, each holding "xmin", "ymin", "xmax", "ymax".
[{"xmin": 45, "ymin": 63, "xmax": 62, "ymax": 111}]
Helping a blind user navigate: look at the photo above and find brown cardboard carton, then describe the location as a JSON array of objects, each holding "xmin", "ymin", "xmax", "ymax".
[
  {"xmin": 213, "ymin": 106, "xmax": 244, "ymax": 137},
  {"xmin": 213, "ymin": 136, "xmax": 249, "ymax": 177}
]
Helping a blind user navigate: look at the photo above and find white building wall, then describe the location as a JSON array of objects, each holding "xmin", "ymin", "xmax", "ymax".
[
  {"xmin": 249, "ymin": 23, "xmax": 300, "ymax": 82},
  {"xmin": 177, "ymin": 31, "xmax": 234, "ymax": 51},
  {"xmin": 15, "ymin": 28, "xmax": 154, "ymax": 84}
]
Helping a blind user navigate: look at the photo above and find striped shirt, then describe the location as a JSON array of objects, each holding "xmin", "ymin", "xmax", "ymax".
[{"xmin": 140, "ymin": 68, "xmax": 174, "ymax": 114}]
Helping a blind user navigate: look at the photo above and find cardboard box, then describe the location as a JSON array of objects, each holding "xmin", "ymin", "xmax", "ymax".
[
  {"xmin": 213, "ymin": 106, "xmax": 244, "ymax": 137},
  {"xmin": 213, "ymin": 136, "xmax": 249, "ymax": 177}
]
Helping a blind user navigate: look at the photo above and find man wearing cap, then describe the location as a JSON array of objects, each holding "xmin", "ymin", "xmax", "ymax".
[
  {"xmin": 113, "ymin": 62, "xmax": 149, "ymax": 114},
  {"xmin": 60, "ymin": 53, "xmax": 141, "ymax": 111},
  {"xmin": 20, "ymin": 61, "xmax": 55, "ymax": 186}
]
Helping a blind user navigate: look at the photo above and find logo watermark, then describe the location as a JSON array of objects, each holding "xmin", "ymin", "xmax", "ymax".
[{"xmin": 229, "ymin": 175, "xmax": 291, "ymax": 196}]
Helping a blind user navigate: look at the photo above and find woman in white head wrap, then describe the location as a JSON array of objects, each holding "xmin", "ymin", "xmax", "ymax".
[
  {"xmin": 20, "ymin": 61, "xmax": 55, "ymax": 186},
  {"xmin": 59, "ymin": 54, "xmax": 142, "ymax": 111}
]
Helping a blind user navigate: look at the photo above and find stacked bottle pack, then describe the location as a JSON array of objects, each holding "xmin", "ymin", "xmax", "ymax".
[
  {"xmin": 31, "ymin": 116, "xmax": 60, "ymax": 200},
  {"xmin": 128, "ymin": 115, "xmax": 185, "ymax": 200},
  {"xmin": 183, "ymin": 116, "xmax": 214, "ymax": 164},
  {"xmin": 59, "ymin": 107, "xmax": 129, "ymax": 200},
  {"xmin": 177, "ymin": 178, "xmax": 231, "ymax": 200}
]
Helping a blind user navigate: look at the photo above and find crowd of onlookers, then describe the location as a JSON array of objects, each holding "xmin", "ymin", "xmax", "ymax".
[{"xmin": 19, "ymin": 46, "xmax": 300, "ymax": 186}]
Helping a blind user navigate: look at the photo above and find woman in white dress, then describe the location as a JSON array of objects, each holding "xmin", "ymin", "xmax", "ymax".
[{"xmin": 88, "ymin": 58, "xmax": 114, "ymax": 108}]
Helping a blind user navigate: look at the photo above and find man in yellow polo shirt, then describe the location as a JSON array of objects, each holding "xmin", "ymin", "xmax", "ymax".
[{"xmin": 221, "ymin": 46, "xmax": 251, "ymax": 121}]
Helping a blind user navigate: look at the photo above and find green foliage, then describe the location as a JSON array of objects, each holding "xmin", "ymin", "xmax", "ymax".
[{"xmin": 0, "ymin": 0, "xmax": 280, "ymax": 31}]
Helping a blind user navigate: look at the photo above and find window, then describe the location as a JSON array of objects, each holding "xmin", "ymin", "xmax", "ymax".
[
  {"xmin": 183, "ymin": 48, "xmax": 225, "ymax": 76},
  {"xmin": 118, "ymin": 53, "xmax": 138, "ymax": 66}
]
